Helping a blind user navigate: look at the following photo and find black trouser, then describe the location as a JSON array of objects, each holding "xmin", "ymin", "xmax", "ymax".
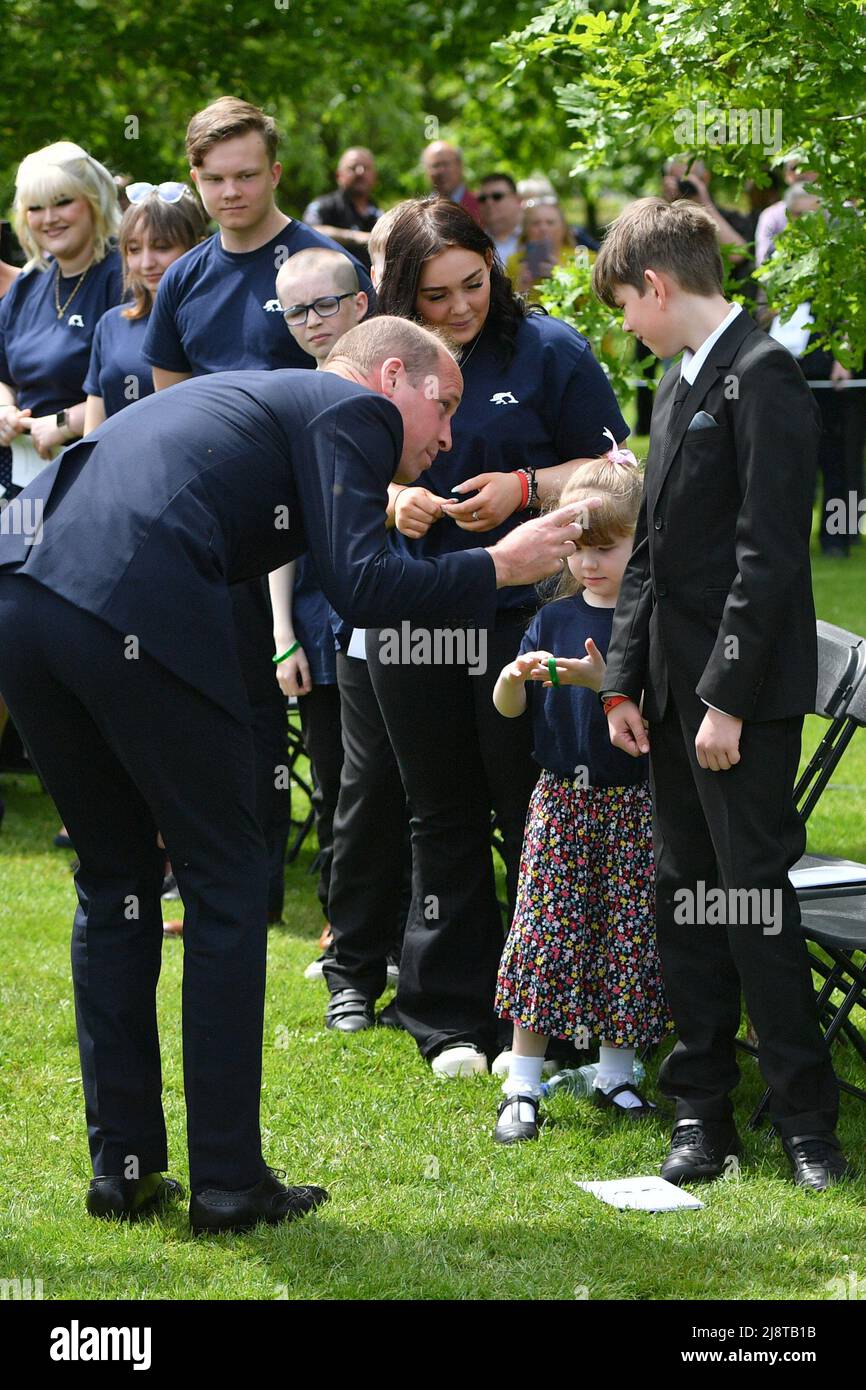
[
  {"xmin": 229, "ymin": 580, "xmax": 292, "ymax": 919},
  {"xmin": 366, "ymin": 612, "xmax": 538, "ymax": 1059},
  {"xmin": 649, "ymin": 695, "xmax": 839, "ymax": 1138},
  {"xmin": 323, "ymin": 652, "xmax": 409, "ymax": 1000},
  {"xmin": 0, "ymin": 577, "xmax": 270, "ymax": 1193},
  {"xmin": 297, "ymin": 682, "xmax": 344, "ymax": 918},
  {"xmin": 813, "ymin": 388, "xmax": 851, "ymax": 555}
]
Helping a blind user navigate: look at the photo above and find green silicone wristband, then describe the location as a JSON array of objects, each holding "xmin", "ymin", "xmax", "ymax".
[
  {"xmin": 547, "ymin": 657, "xmax": 560, "ymax": 688},
  {"xmin": 273, "ymin": 640, "xmax": 301, "ymax": 665}
]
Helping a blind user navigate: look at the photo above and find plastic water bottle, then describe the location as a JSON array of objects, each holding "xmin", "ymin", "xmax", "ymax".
[{"xmin": 539, "ymin": 1058, "xmax": 645, "ymax": 1099}]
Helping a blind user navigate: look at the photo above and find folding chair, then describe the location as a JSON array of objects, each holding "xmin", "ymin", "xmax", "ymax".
[{"xmin": 739, "ymin": 620, "xmax": 866, "ymax": 1127}]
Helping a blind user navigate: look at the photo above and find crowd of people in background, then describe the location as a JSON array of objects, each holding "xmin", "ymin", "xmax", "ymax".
[{"xmin": 0, "ymin": 96, "xmax": 863, "ymax": 1165}]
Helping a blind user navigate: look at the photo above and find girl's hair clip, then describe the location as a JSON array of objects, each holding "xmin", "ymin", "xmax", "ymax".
[{"xmin": 602, "ymin": 426, "xmax": 638, "ymax": 468}]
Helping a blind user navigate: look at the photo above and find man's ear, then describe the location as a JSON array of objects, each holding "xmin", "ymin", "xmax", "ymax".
[
  {"xmin": 189, "ymin": 167, "xmax": 200, "ymax": 190},
  {"xmin": 270, "ymin": 160, "xmax": 282, "ymax": 189},
  {"xmin": 378, "ymin": 356, "xmax": 405, "ymax": 398}
]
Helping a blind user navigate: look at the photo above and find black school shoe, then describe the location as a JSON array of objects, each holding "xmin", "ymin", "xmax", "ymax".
[
  {"xmin": 325, "ymin": 987, "xmax": 375, "ymax": 1032},
  {"xmin": 189, "ymin": 1167, "xmax": 329, "ymax": 1235},
  {"xmin": 593, "ymin": 1081, "xmax": 658, "ymax": 1120},
  {"xmin": 782, "ymin": 1133, "xmax": 854, "ymax": 1191},
  {"xmin": 494, "ymin": 1093, "xmax": 543, "ymax": 1144},
  {"xmin": 86, "ymin": 1172, "xmax": 184, "ymax": 1221},
  {"xmin": 660, "ymin": 1119, "xmax": 741, "ymax": 1185}
]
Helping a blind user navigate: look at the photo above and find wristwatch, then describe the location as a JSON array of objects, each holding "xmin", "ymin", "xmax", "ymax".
[{"xmin": 55, "ymin": 409, "xmax": 74, "ymax": 440}]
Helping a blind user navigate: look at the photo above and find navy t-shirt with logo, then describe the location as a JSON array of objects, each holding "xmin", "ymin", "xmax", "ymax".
[
  {"xmin": 393, "ymin": 311, "xmax": 628, "ymax": 613},
  {"xmin": 520, "ymin": 593, "xmax": 648, "ymax": 787},
  {"xmin": 83, "ymin": 305, "xmax": 153, "ymax": 417},
  {"xmin": 142, "ymin": 222, "xmax": 374, "ymax": 375},
  {"xmin": 0, "ymin": 250, "xmax": 124, "ymax": 415}
]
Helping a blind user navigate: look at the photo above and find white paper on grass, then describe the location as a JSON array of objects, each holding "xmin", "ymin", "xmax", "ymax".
[{"xmin": 574, "ymin": 1176, "xmax": 705, "ymax": 1211}]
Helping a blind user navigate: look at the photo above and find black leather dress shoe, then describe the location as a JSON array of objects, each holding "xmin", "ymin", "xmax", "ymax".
[
  {"xmin": 189, "ymin": 1167, "xmax": 329, "ymax": 1235},
  {"xmin": 325, "ymin": 987, "xmax": 375, "ymax": 1032},
  {"xmin": 660, "ymin": 1119, "xmax": 740, "ymax": 1185},
  {"xmin": 86, "ymin": 1172, "xmax": 184, "ymax": 1221},
  {"xmin": 782, "ymin": 1133, "xmax": 853, "ymax": 1191}
]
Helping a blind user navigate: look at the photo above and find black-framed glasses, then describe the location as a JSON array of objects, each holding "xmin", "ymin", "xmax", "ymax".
[
  {"xmin": 282, "ymin": 292, "xmax": 356, "ymax": 326},
  {"xmin": 478, "ymin": 190, "xmax": 509, "ymax": 203},
  {"xmin": 126, "ymin": 181, "xmax": 190, "ymax": 205}
]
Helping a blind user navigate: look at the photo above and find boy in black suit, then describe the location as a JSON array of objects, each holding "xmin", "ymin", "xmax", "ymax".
[{"xmin": 593, "ymin": 197, "xmax": 849, "ymax": 1190}]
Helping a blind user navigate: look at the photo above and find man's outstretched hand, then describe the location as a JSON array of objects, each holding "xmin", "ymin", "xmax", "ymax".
[{"xmin": 488, "ymin": 500, "xmax": 601, "ymax": 588}]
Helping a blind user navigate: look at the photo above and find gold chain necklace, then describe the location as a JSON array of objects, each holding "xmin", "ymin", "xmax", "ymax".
[{"xmin": 54, "ymin": 260, "xmax": 92, "ymax": 320}]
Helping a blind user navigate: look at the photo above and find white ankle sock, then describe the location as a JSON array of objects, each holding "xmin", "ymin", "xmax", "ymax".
[
  {"xmin": 595, "ymin": 1045, "xmax": 642, "ymax": 1109},
  {"xmin": 503, "ymin": 1053, "xmax": 545, "ymax": 1099}
]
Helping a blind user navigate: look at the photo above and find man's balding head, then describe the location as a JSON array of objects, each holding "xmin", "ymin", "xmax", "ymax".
[{"xmin": 422, "ymin": 142, "xmax": 464, "ymax": 197}]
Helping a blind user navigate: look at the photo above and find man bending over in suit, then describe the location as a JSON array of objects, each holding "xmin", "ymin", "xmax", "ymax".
[
  {"xmin": 593, "ymin": 197, "xmax": 849, "ymax": 1192},
  {"xmin": 0, "ymin": 316, "xmax": 590, "ymax": 1234}
]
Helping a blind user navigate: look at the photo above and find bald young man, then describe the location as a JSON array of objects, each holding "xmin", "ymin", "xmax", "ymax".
[{"xmin": 0, "ymin": 317, "xmax": 590, "ymax": 1235}]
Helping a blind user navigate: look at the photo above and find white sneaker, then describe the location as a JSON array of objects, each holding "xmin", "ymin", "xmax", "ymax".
[
  {"xmin": 431, "ymin": 1044, "xmax": 489, "ymax": 1078},
  {"xmin": 491, "ymin": 1048, "xmax": 562, "ymax": 1079}
]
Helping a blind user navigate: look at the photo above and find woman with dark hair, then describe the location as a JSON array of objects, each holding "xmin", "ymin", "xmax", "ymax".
[
  {"xmin": 368, "ymin": 196, "xmax": 629, "ymax": 1076},
  {"xmin": 83, "ymin": 184, "xmax": 208, "ymax": 431}
]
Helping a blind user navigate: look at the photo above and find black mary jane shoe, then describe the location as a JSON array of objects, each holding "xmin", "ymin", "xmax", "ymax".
[
  {"xmin": 325, "ymin": 987, "xmax": 375, "ymax": 1033},
  {"xmin": 189, "ymin": 1167, "xmax": 329, "ymax": 1236},
  {"xmin": 593, "ymin": 1081, "xmax": 658, "ymax": 1120},
  {"xmin": 782, "ymin": 1133, "xmax": 854, "ymax": 1192},
  {"xmin": 86, "ymin": 1172, "xmax": 184, "ymax": 1221},
  {"xmin": 494, "ymin": 1093, "xmax": 543, "ymax": 1144}
]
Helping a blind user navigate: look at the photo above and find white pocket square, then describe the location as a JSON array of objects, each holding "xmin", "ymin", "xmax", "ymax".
[{"xmin": 687, "ymin": 411, "xmax": 719, "ymax": 431}]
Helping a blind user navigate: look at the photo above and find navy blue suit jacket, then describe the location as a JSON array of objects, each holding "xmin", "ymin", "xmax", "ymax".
[{"xmin": 0, "ymin": 370, "xmax": 497, "ymax": 722}]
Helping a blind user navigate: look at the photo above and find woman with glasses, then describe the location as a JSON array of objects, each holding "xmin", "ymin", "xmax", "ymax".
[
  {"xmin": 83, "ymin": 184, "xmax": 209, "ymax": 432},
  {"xmin": 371, "ymin": 196, "xmax": 628, "ymax": 1077},
  {"xmin": 0, "ymin": 143, "xmax": 123, "ymax": 489}
]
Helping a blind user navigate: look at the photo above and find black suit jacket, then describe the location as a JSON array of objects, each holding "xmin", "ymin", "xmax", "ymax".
[
  {"xmin": 605, "ymin": 310, "xmax": 820, "ymax": 724},
  {"xmin": 0, "ymin": 370, "xmax": 497, "ymax": 722}
]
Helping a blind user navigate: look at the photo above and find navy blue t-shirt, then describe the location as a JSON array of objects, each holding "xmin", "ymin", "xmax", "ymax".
[
  {"xmin": 0, "ymin": 250, "xmax": 124, "ymax": 415},
  {"xmin": 83, "ymin": 306, "xmax": 153, "ymax": 417},
  {"xmin": 393, "ymin": 311, "xmax": 628, "ymax": 612},
  {"xmin": 142, "ymin": 221, "xmax": 374, "ymax": 375},
  {"xmin": 520, "ymin": 593, "xmax": 648, "ymax": 787}
]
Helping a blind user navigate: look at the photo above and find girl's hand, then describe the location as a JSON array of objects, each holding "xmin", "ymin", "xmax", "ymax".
[
  {"xmin": 0, "ymin": 405, "xmax": 32, "ymax": 446},
  {"xmin": 275, "ymin": 644, "xmax": 312, "ymax": 698},
  {"xmin": 530, "ymin": 638, "xmax": 607, "ymax": 691},
  {"xmin": 608, "ymin": 698, "xmax": 650, "ymax": 756},
  {"xmin": 394, "ymin": 487, "xmax": 450, "ymax": 539},
  {"xmin": 503, "ymin": 649, "xmax": 553, "ymax": 683},
  {"xmin": 444, "ymin": 472, "xmax": 524, "ymax": 531},
  {"xmin": 27, "ymin": 414, "xmax": 67, "ymax": 459}
]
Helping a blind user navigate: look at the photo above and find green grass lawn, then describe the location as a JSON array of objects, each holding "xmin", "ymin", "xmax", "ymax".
[{"xmin": 1, "ymin": 526, "xmax": 864, "ymax": 1302}]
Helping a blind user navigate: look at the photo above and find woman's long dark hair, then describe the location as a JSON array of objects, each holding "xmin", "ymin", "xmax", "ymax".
[{"xmin": 375, "ymin": 196, "xmax": 538, "ymax": 364}]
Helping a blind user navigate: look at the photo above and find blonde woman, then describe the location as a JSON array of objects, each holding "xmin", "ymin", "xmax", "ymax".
[
  {"xmin": 506, "ymin": 200, "xmax": 577, "ymax": 300},
  {"xmin": 0, "ymin": 142, "xmax": 122, "ymax": 488}
]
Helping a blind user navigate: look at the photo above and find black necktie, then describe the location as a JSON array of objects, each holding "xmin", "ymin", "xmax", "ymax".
[{"xmin": 664, "ymin": 374, "xmax": 691, "ymax": 454}]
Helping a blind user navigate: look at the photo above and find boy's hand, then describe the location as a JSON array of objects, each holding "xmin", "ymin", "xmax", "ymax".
[
  {"xmin": 530, "ymin": 637, "xmax": 606, "ymax": 691},
  {"xmin": 608, "ymin": 699, "xmax": 650, "ymax": 756},
  {"xmin": 504, "ymin": 650, "xmax": 553, "ymax": 683},
  {"xmin": 274, "ymin": 644, "xmax": 312, "ymax": 698},
  {"xmin": 695, "ymin": 708, "xmax": 742, "ymax": 772}
]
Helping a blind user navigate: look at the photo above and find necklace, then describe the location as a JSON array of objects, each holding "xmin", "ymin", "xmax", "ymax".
[
  {"xmin": 54, "ymin": 260, "xmax": 92, "ymax": 320},
  {"xmin": 457, "ymin": 326, "xmax": 484, "ymax": 370}
]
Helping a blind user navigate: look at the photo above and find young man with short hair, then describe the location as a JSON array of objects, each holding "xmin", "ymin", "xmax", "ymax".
[{"xmin": 594, "ymin": 196, "xmax": 848, "ymax": 1192}]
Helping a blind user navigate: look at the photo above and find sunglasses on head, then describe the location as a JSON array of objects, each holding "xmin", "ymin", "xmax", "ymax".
[{"xmin": 126, "ymin": 181, "xmax": 190, "ymax": 205}]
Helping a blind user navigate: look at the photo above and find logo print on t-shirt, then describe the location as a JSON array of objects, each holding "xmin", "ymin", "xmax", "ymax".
[
  {"xmin": 67, "ymin": 314, "xmax": 85, "ymax": 328},
  {"xmin": 262, "ymin": 298, "xmax": 283, "ymax": 312},
  {"xmin": 490, "ymin": 391, "xmax": 519, "ymax": 405}
]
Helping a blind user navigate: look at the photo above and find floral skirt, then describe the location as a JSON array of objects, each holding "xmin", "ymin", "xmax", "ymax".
[{"xmin": 495, "ymin": 773, "xmax": 673, "ymax": 1047}]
